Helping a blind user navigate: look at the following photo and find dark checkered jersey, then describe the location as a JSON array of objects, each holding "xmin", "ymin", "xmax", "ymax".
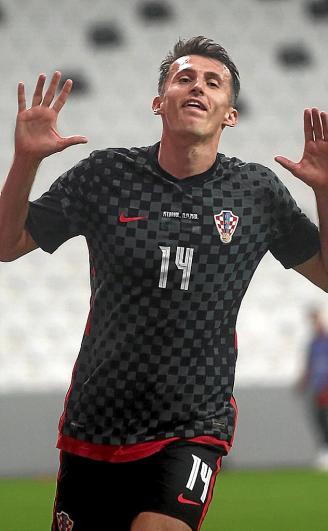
[{"xmin": 26, "ymin": 143, "xmax": 320, "ymax": 449}]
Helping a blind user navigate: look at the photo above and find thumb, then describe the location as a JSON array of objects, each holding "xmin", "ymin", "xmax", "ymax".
[
  {"xmin": 60, "ymin": 135, "xmax": 89, "ymax": 149},
  {"xmin": 274, "ymin": 155, "xmax": 298, "ymax": 173}
]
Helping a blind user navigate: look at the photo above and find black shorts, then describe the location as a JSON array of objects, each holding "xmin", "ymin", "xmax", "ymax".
[{"xmin": 52, "ymin": 440, "xmax": 224, "ymax": 531}]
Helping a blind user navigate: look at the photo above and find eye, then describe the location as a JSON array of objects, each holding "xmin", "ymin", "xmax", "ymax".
[
  {"xmin": 208, "ymin": 80, "xmax": 219, "ymax": 88},
  {"xmin": 178, "ymin": 76, "xmax": 191, "ymax": 83}
]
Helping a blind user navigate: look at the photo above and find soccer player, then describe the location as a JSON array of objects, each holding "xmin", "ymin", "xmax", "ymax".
[{"xmin": 1, "ymin": 36, "xmax": 328, "ymax": 530}]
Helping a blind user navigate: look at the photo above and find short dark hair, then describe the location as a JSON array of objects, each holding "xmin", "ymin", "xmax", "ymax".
[{"xmin": 158, "ymin": 36, "xmax": 240, "ymax": 104}]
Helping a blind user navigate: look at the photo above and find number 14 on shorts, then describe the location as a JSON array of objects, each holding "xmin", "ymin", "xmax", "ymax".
[{"xmin": 182, "ymin": 454, "xmax": 213, "ymax": 504}]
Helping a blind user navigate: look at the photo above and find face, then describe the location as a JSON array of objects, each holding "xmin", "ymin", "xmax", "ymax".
[
  {"xmin": 310, "ymin": 312, "xmax": 325, "ymax": 333},
  {"xmin": 153, "ymin": 55, "xmax": 238, "ymax": 142}
]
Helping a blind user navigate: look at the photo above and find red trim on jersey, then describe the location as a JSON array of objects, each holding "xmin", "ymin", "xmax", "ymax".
[
  {"xmin": 84, "ymin": 308, "xmax": 93, "ymax": 336},
  {"xmin": 58, "ymin": 360, "xmax": 79, "ymax": 433},
  {"xmin": 197, "ymin": 454, "xmax": 223, "ymax": 531},
  {"xmin": 84, "ymin": 243, "xmax": 95, "ymax": 337},
  {"xmin": 57, "ymin": 433, "xmax": 180, "ymax": 462},
  {"xmin": 229, "ymin": 395, "xmax": 239, "ymax": 448},
  {"xmin": 57, "ymin": 433, "xmax": 232, "ymax": 463},
  {"xmin": 234, "ymin": 329, "xmax": 238, "ymax": 351}
]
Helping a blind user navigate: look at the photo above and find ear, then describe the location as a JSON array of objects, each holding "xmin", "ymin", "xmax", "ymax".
[
  {"xmin": 223, "ymin": 107, "xmax": 238, "ymax": 128},
  {"xmin": 152, "ymin": 95, "xmax": 163, "ymax": 115}
]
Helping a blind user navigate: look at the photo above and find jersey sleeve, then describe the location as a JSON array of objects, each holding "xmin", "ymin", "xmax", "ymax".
[
  {"xmin": 268, "ymin": 173, "xmax": 320, "ymax": 269},
  {"xmin": 25, "ymin": 155, "xmax": 94, "ymax": 253}
]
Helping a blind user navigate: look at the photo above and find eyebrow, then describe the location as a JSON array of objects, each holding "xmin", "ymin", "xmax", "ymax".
[{"xmin": 174, "ymin": 68, "xmax": 224, "ymax": 82}]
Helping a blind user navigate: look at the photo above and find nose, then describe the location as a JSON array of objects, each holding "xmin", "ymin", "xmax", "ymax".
[{"xmin": 190, "ymin": 78, "xmax": 204, "ymax": 95}]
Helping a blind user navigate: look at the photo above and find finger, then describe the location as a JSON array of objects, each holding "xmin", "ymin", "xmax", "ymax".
[
  {"xmin": 52, "ymin": 79, "xmax": 73, "ymax": 113},
  {"xmin": 304, "ymin": 108, "xmax": 314, "ymax": 143},
  {"xmin": 17, "ymin": 82, "xmax": 26, "ymax": 112},
  {"xmin": 274, "ymin": 156, "xmax": 297, "ymax": 173},
  {"xmin": 321, "ymin": 111, "xmax": 328, "ymax": 141},
  {"xmin": 59, "ymin": 135, "xmax": 89, "ymax": 150},
  {"xmin": 41, "ymin": 71, "xmax": 61, "ymax": 107},
  {"xmin": 312, "ymin": 107, "xmax": 323, "ymax": 141},
  {"xmin": 31, "ymin": 74, "xmax": 47, "ymax": 107}
]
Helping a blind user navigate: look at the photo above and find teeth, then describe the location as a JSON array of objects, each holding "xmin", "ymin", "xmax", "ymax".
[{"xmin": 185, "ymin": 101, "xmax": 204, "ymax": 109}]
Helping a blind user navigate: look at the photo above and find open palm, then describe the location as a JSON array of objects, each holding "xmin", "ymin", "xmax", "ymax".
[
  {"xmin": 275, "ymin": 108, "xmax": 328, "ymax": 192},
  {"xmin": 15, "ymin": 71, "xmax": 88, "ymax": 160}
]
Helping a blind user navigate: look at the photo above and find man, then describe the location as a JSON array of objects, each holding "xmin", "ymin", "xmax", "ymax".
[
  {"xmin": 1, "ymin": 36, "xmax": 328, "ymax": 530},
  {"xmin": 298, "ymin": 309, "xmax": 328, "ymax": 470}
]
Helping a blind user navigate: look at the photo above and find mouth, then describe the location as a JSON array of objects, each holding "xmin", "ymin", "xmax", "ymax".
[{"xmin": 182, "ymin": 99, "xmax": 207, "ymax": 111}]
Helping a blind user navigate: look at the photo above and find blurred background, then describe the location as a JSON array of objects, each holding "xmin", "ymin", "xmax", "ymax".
[{"xmin": 1, "ymin": 0, "xmax": 328, "ymax": 481}]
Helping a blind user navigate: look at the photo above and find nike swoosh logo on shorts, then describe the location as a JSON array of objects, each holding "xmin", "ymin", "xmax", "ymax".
[
  {"xmin": 177, "ymin": 493, "xmax": 201, "ymax": 506},
  {"xmin": 119, "ymin": 213, "xmax": 147, "ymax": 223}
]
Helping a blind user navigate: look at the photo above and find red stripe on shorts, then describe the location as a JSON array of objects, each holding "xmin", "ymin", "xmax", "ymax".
[
  {"xmin": 197, "ymin": 454, "xmax": 223, "ymax": 531},
  {"xmin": 51, "ymin": 451, "xmax": 64, "ymax": 531}
]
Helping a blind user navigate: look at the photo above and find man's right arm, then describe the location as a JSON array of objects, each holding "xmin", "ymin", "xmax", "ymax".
[
  {"xmin": 0, "ymin": 155, "xmax": 40, "ymax": 261},
  {"xmin": 0, "ymin": 71, "xmax": 88, "ymax": 262}
]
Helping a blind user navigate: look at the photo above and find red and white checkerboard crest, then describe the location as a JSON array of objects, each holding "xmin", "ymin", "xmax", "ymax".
[
  {"xmin": 56, "ymin": 511, "xmax": 74, "ymax": 531},
  {"xmin": 214, "ymin": 210, "xmax": 239, "ymax": 243}
]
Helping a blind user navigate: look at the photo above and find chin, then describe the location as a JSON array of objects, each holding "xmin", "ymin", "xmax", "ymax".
[{"xmin": 179, "ymin": 126, "xmax": 210, "ymax": 141}]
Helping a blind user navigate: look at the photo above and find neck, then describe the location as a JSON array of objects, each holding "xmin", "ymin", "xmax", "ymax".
[{"xmin": 157, "ymin": 133, "xmax": 220, "ymax": 179}]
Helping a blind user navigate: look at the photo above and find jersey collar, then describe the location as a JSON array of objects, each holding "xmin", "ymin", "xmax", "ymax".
[{"xmin": 147, "ymin": 142, "xmax": 224, "ymax": 188}]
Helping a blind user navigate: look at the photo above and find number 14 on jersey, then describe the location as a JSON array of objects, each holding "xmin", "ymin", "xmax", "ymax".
[{"xmin": 159, "ymin": 246, "xmax": 194, "ymax": 291}]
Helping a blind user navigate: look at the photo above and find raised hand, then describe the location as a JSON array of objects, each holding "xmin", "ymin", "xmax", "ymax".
[
  {"xmin": 275, "ymin": 108, "xmax": 328, "ymax": 192},
  {"xmin": 15, "ymin": 71, "xmax": 88, "ymax": 161}
]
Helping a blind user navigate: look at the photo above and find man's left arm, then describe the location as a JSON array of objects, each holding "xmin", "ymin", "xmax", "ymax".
[{"xmin": 275, "ymin": 108, "xmax": 328, "ymax": 292}]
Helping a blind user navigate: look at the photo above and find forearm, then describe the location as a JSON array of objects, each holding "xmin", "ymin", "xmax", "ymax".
[
  {"xmin": 314, "ymin": 187, "xmax": 328, "ymax": 273},
  {"xmin": 0, "ymin": 154, "xmax": 41, "ymax": 260}
]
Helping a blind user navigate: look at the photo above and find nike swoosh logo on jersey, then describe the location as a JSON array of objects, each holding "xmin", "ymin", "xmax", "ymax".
[
  {"xmin": 177, "ymin": 493, "xmax": 201, "ymax": 506},
  {"xmin": 119, "ymin": 213, "xmax": 147, "ymax": 223}
]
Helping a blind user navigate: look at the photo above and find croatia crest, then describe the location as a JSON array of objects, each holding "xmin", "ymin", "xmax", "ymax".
[
  {"xmin": 56, "ymin": 511, "xmax": 74, "ymax": 531},
  {"xmin": 214, "ymin": 210, "xmax": 239, "ymax": 244}
]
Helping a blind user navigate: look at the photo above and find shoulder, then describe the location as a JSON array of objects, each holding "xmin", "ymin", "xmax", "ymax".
[
  {"xmin": 79, "ymin": 145, "xmax": 155, "ymax": 193},
  {"xmin": 218, "ymin": 153, "xmax": 283, "ymax": 192},
  {"xmin": 221, "ymin": 154, "xmax": 276, "ymax": 180},
  {"xmin": 89, "ymin": 145, "xmax": 152, "ymax": 169}
]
